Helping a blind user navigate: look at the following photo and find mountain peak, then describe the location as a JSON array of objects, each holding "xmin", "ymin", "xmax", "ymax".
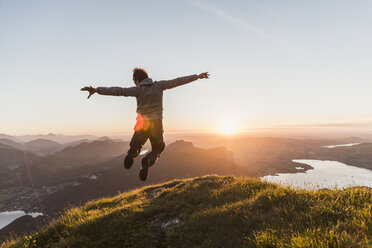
[{"xmin": 166, "ymin": 140, "xmax": 196, "ymax": 152}]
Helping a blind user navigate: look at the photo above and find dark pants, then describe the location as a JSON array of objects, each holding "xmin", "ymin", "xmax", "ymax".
[{"xmin": 127, "ymin": 118, "xmax": 165, "ymax": 165}]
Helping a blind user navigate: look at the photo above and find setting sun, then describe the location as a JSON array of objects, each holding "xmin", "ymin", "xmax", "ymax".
[{"xmin": 219, "ymin": 121, "xmax": 237, "ymax": 135}]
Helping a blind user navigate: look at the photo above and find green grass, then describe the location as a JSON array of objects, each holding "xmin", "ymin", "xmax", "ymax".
[{"xmin": 2, "ymin": 175, "xmax": 371, "ymax": 248}]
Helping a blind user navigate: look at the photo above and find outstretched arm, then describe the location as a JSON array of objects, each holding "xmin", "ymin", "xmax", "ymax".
[
  {"xmin": 80, "ymin": 86, "xmax": 140, "ymax": 98},
  {"xmin": 157, "ymin": 72, "xmax": 210, "ymax": 91}
]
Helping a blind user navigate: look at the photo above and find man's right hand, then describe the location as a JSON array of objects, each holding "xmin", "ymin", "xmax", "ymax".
[{"xmin": 81, "ymin": 86, "xmax": 97, "ymax": 99}]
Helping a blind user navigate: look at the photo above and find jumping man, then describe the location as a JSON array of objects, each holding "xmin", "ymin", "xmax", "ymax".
[{"xmin": 81, "ymin": 68, "xmax": 210, "ymax": 181}]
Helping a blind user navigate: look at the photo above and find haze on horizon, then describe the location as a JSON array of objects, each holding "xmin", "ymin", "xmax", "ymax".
[{"xmin": 1, "ymin": 0, "xmax": 372, "ymax": 136}]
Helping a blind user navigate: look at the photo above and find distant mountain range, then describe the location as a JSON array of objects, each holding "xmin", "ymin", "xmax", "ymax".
[
  {"xmin": 0, "ymin": 138, "xmax": 129, "ymax": 188},
  {"xmin": 0, "ymin": 133, "xmax": 99, "ymax": 144},
  {"xmin": 0, "ymin": 138, "xmax": 65, "ymax": 156}
]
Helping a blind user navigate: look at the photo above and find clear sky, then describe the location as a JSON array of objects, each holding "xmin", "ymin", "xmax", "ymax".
[{"xmin": 1, "ymin": 0, "xmax": 372, "ymax": 136}]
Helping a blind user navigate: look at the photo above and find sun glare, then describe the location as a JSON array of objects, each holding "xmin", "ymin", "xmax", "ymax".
[{"xmin": 219, "ymin": 121, "xmax": 237, "ymax": 135}]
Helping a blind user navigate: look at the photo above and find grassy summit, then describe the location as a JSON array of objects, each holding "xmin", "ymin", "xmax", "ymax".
[{"xmin": 3, "ymin": 175, "xmax": 371, "ymax": 248}]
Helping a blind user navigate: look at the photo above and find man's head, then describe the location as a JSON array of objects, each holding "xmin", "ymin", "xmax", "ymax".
[{"xmin": 132, "ymin": 67, "xmax": 149, "ymax": 85}]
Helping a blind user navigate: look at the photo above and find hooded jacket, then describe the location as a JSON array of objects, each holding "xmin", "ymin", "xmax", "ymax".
[{"xmin": 97, "ymin": 74, "xmax": 198, "ymax": 119}]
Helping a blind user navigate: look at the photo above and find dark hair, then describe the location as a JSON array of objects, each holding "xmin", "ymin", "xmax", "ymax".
[{"xmin": 133, "ymin": 67, "xmax": 149, "ymax": 83}]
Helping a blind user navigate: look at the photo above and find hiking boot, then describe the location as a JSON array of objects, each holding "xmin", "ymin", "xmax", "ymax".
[
  {"xmin": 147, "ymin": 152, "xmax": 159, "ymax": 167},
  {"xmin": 139, "ymin": 157, "xmax": 150, "ymax": 181},
  {"xmin": 124, "ymin": 154, "xmax": 134, "ymax": 169}
]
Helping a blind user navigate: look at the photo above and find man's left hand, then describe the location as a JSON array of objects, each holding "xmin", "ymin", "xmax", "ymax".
[{"xmin": 197, "ymin": 72, "xmax": 210, "ymax": 79}]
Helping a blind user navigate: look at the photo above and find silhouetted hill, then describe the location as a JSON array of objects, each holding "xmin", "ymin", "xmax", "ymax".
[
  {"xmin": 6, "ymin": 139, "xmax": 130, "ymax": 187},
  {"xmin": 0, "ymin": 215, "xmax": 47, "ymax": 244},
  {"xmin": 0, "ymin": 139, "xmax": 22, "ymax": 150},
  {"xmin": 0, "ymin": 135, "xmax": 19, "ymax": 142},
  {"xmin": 337, "ymin": 136, "xmax": 369, "ymax": 143},
  {"xmin": 50, "ymin": 139, "xmax": 128, "ymax": 162},
  {"xmin": 0, "ymin": 145, "xmax": 40, "ymax": 170},
  {"xmin": 0, "ymin": 138, "xmax": 77, "ymax": 156},
  {"xmin": 63, "ymin": 139, "xmax": 91, "ymax": 147},
  {"xmin": 0, "ymin": 145, "xmax": 42, "ymax": 189},
  {"xmin": 22, "ymin": 139, "xmax": 64, "ymax": 156},
  {"xmin": 3, "ymin": 176, "xmax": 371, "ymax": 247},
  {"xmin": 312, "ymin": 142, "xmax": 372, "ymax": 170},
  {"xmin": 165, "ymin": 140, "xmax": 198, "ymax": 152}
]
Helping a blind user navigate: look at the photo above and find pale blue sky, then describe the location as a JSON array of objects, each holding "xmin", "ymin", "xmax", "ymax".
[{"xmin": 1, "ymin": 0, "xmax": 372, "ymax": 135}]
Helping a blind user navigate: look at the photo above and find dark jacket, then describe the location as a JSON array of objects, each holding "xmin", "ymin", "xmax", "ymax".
[{"xmin": 97, "ymin": 74, "xmax": 198, "ymax": 119}]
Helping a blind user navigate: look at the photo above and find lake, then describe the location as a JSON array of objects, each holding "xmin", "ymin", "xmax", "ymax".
[
  {"xmin": 261, "ymin": 159, "xmax": 372, "ymax": 190},
  {"xmin": 322, "ymin": 143, "xmax": 361, "ymax": 148},
  {"xmin": 0, "ymin": 211, "xmax": 43, "ymax": 229}
]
